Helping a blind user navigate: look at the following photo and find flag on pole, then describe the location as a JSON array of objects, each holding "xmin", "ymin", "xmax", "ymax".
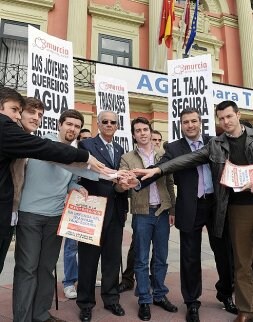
[
  {"xmin": 185, "ymin": 0, "xmax": 199, "ymax": 55},
  {"xmin": 159, "ymin": 0, "xmax": 175, "ymax": 49},
  {"xmin": 182, "ymin": 0, "xmax": 191, "ymax": 48}
]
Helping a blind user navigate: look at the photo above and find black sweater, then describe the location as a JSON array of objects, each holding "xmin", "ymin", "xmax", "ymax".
[{"xmin": 0, "ymin": 114, "xmax": 89, "ymax": 237}]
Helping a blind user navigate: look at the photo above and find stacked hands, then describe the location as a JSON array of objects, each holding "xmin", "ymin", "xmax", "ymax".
[{"xmin": 86, "ymin": 154, "xmax": 162, "ymax": 190}]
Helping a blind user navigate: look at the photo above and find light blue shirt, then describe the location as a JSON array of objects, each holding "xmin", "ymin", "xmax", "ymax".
[{"xmin": 185, "ymin": 135, "xmax": 214, "ymax": 194}]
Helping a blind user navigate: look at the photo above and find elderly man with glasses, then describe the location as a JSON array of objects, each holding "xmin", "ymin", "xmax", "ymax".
[{"xmin": 77, "ymin": 110, "xmax": 128, "ymax": 322}]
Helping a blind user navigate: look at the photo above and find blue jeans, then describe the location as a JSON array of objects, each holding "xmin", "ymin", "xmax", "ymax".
[
  {"xmin": 63, "ymin": 238, "xmax": 78, "ymax": 287},
  {"xmin": 132, "ymin": 208, "xmax": 170, "ymax": 304}
]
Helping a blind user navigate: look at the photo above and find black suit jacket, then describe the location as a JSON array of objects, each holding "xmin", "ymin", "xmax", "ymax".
[
  {"xmin": 79, "ymin": 135, "xmax": 128, "ymax": 229},
  {"xmin": 161, "ymin": 135, "xmax": 212, "ymax": 232},
  {"xmin": 141, "ymin": 135, "xmax": 211, "ymax": 232}
]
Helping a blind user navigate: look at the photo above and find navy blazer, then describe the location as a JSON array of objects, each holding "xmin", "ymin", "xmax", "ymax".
[
  {"xmin": 79, "ymin": 135, "xmax": 128, "ymax": 228},
  {"xmin": 141, "ymin": 135, "xmax": 211, "ymax": 232},
  {"xmin": 160, "ymin": 135, "xmax": 211, "ymax": 232}
]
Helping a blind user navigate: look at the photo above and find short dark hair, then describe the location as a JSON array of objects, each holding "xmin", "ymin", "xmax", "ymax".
[
  {"xmin": 77, "ymin": 128, "xmax": 91, "ymax": 141},
  {"xmin": 80, "ymin": 128, "xmax": 91, "ymax": 134},
  {"xmin": 0, "ymin": 87, "xmax": 25, "ymax": 110},
  {"xmin": 131, "ymin": 117, "xmax": 152, "ymax": 143},
  {"xmin": 59, "ymin": 109, "xmax": 84, "ymax": 127},
  {"xmin": 215, "ymin": 100, "xmax": 239, "ymax": 116},
  {"xmin": 23, "ymin": 97, "xmax": 45, "ymax": 114},
  {"xmin": 180, "ymin": 108, "xmax": 201, "ymax": 122},
  {"xmin": 131, "ymin": 117, "xmax": 152, "ymax": 135},
  {"xmin": 152, "ymin": 129, "xmax": 162, "ymax": 139}
]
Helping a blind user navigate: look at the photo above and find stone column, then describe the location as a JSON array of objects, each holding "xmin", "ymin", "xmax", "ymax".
[
  {"xmin": 67, "ymin": 0, "xmax": 87, "ymax": 57},
  {"xmin": 236, "ymin": 0, "xmax": 253, "ymax": 88},
  {"xmin": 149, "ymin": 0, "xmax": 167, "ymax": 72}
]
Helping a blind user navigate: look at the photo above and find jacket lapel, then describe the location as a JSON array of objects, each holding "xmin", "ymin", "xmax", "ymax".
[
  {"xmin": 94, "ymin": 135, "xmax": 114, "ymax": 166},
  {"xmin": 113, "ymin": 143, "xmax": 121, "ymax": 168}
]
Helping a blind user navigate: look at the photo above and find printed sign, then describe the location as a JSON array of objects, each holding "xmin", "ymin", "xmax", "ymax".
[
  {"xmin": 96, "ymin": 63, "xmax": 253, "ymax": 110},
  {"xmin": 58, "ymin": 190, "xmax": 107, "ymax": 246},
  {"xmin": 27, "ymin": 25, "xmax": 74, "ymax": 136},
  {"xmin": 95, "ymin": 74, "xmax": 132, "ymax": 152},
  {"xmin": 167, "ymin": 54, "xmax": 215, "ymax": 141},
  {"xmin": 220, "ymin": 160, "xmax": 253, "ymax": 192}
]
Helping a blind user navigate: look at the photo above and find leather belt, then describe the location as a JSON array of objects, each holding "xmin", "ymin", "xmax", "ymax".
[
  {"xmin": 149, "ymin": 204, "xmax": 161, "ymax": 209},
  {"xmin": 198, "ymin": 193, "xmax": 214, "ymax": 200}
]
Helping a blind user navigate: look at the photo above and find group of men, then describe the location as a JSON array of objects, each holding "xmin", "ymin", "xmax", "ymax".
[{"xmin": 0, "ymin": 85, "xmax": 252, "ymax": 322}]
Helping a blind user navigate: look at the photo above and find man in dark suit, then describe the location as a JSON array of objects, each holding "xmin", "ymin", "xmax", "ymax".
[
  {"xmin": 162, "ymin": 108, "xmax": 236, "ymax": 321},
  {"xmin": 77, "ymin": 110, "xmax": 128, "ymax": 322},
  {"xmin": 131, "ymin": 108, "xmax": 236, "ymax": 322}
]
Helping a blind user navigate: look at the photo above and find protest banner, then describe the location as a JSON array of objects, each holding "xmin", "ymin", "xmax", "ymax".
[
  {"xmin": 27, "ymin": 25, "xmax": 74, "ymax": 136},
  {"xmin": 167, "ymin": 54, "xmax": 215, "ymax": 141},
  {"xmin": 58, "ymin": 190, "xmax": 107, "ymax": 246},
  {"xmin": 95, "ymin": 74, "xmax": 132, "ymax": 153},
  {"xmin": 96, "ymin": 63, "xmax": 253, "ymax": 111}
]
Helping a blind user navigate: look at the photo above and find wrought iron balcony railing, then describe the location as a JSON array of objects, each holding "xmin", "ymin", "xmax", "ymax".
[{"xmin": 0, "ymin": 58, "xmax": 96, "ymax": 91}]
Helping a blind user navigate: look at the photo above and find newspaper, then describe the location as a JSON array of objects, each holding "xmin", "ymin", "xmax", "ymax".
[
  {"xmin": 220, "ymin": 160, "xmax": 253, "ymax": 192},
  {"xmin": 57, "ymin": 190, "xmax": 107, "ymax": 246}
]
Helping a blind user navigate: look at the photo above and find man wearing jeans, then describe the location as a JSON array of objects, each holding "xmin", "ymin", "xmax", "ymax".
[{"xmin": 116, "ymin": 117, "xmax": 177, "ymax": 321}]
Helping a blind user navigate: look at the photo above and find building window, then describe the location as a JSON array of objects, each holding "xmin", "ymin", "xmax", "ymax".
[
  {"xmin": 0, "ymin": 20, "xmax": 39, "ymax": 88},
  {"xmin": 98, "ymin": 34, "xmax": 132, "ymax": 67}
]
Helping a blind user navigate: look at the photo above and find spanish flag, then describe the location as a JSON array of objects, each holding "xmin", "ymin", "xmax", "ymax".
[{"xmin": 159, "ymin": 0, "xmax": 175, "ymax": 49}]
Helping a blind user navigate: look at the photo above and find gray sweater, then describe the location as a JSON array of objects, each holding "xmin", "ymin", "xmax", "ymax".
[{"xmin": 19, "ymin": 133, "xmax": 93, "ymax": 217}]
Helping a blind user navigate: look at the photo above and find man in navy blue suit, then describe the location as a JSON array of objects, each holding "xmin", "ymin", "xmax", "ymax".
[{"xmin": 77, "ymin": 111, "xmax": 128, "ymax": 322}]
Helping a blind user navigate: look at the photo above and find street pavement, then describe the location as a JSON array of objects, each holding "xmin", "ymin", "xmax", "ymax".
[{"xmin": 0, "ymin": 214, "xmax": 235, "ymax": 322}]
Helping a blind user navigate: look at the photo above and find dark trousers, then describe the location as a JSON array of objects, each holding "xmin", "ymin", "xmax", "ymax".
[
  {"xmin": 77, "ymin": 215, "xmax": 123, "ymax": 309},
  {"xmin": 0, "ymin": 226, "xmax": 14, "ymax": 274},
  {"xmin": 228, "ymin": 205, "xmax": 253, "ymax": 313},
  {"xmin": 13, "ymin": 212, "xmax": 62, "ymax": 322},
  {"xmin": 180, "ymin": 198, "xmax": 234, "ymax": 305}
]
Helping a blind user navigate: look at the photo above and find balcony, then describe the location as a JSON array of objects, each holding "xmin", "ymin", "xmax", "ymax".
[{"xmin": 0, "ymin": 57, "xmax": 96, "ymax": 91}]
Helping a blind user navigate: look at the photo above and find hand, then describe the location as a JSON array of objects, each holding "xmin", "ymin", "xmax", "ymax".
[
  {"xmin": 77, "ymin": 187, "xmax": 88, "ymax": 200},
  {"xmin": 241, "ymin": 181, "xmax": 253, "ymax": 192},
  {"xmin": 116, "ymin": 170, "xmax": 131, "ymax": 180},
  {"xmin": 132, "ymin": 167, "xmax": 161, "ymax": 180},
  {"xmin": 118, "ymin": 175, "xmax": 140, "ymax": 190},
  {"xmin": 169, "ymin": 215, "xmax": 175, "ymax": 226},
  {"xmin": 87, "ymin": 154, "xmax": 107, "ymax": 174}
]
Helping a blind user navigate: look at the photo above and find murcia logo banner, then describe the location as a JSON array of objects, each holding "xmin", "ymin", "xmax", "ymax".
[
  {"xmin": 167, "ymin": 54, "xmax": 215, "ymax": 142},
  {"xmin": 27, "ymin": 25, "xmax": 74, "ymax": 136}
]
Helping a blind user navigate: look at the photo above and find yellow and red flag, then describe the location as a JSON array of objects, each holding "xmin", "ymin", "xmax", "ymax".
[{"xmin": 159, "ymin": 0, "xmax": 175, "ymax": 48}]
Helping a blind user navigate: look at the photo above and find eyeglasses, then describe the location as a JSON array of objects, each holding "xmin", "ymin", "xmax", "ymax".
[
  {"xmin": 152, "ymin": 138, "xmax": 162, "ymax": 142},
  {"xmin": 101, "ymin": 120, "xmax": 117, "ymax": 125}
]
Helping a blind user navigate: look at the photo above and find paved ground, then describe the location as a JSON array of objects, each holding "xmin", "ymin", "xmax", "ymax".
[{"xmin": 0, "ymin": 215, "xmax": 236, "ymax": 322}]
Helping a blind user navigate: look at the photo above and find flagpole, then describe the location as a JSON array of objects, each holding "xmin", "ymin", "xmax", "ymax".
[{"xmin": 176, "ymin": 1, "xmax": 187, "ymax": 59}]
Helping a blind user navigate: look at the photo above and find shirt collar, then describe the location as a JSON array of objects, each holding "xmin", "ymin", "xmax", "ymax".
[
  {"xmin": 185, "ymin": 134, "xmax": 203, "ymax": 146},
  {"xmin": 99, "ymin": 134, "xmax": 113, "ymax": 146},
  {"xmin": 225, "ymin": 125, "xmax": 245, "ymax": 138}
]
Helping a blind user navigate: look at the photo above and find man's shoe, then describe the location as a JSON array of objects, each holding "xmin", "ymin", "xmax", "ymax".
[
  {"xmin": 138, "ymin": 304, "xmax": 151, "ymax": 321},
  {"xmin": 216, "ymin": 294, "xmax": 238, "ymax": 315},
  {"xmin": 234, "ymin": 312, "xmax": 253, "ymax": 322},
  {"xmin": 64, "ymin": 285, "xmax": 77, "ymax": 299},
  {"xmin": 104, "ymin": 303, "xmax": 125, "ymax": 316},
  {"xmin": 153, "ymin": 296, "xmax": 178, "ymax": 312},
  {"xmin": 186, "ymin": 305, "xmax": 200, "ymax": 322},
  {"xmin": 119, "ymin": 282, "xmax": 134, "ymax": 293},
  {"xmin": 79, "ymin": 308, "xmax": 92, "ymax": 322}
]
